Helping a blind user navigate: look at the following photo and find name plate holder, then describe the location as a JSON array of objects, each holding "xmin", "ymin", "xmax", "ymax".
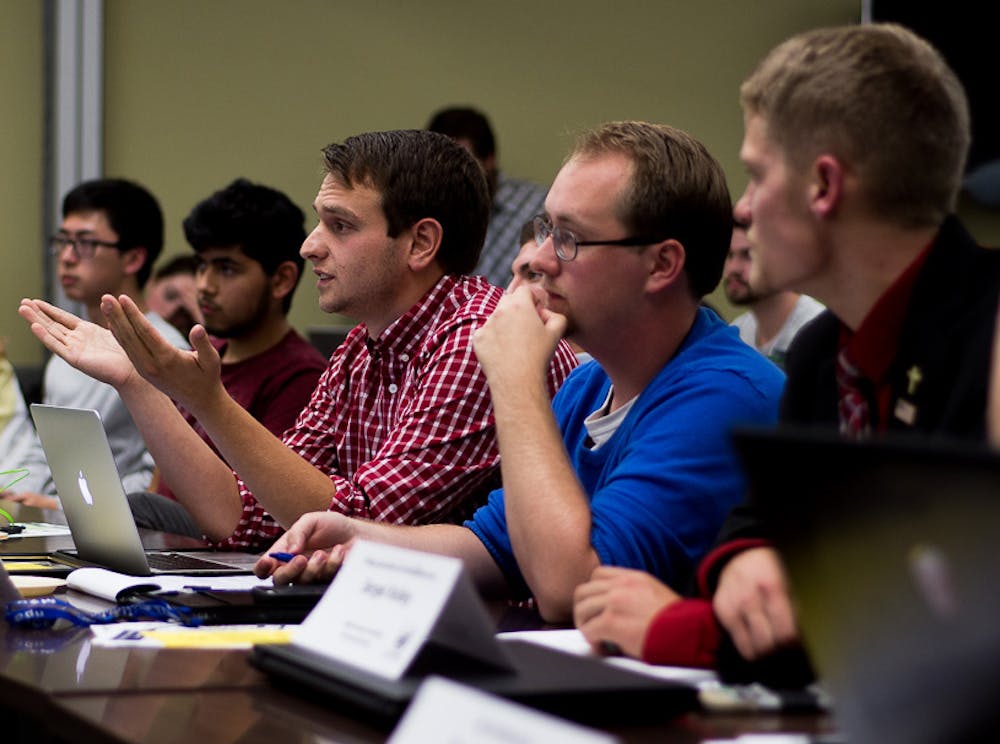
[
  {"xmin": 388, "ymin": 676, "xmax": 620, "ymax": 744},
  {"xmin": 292, "ymin": 540, "xmax": 513, "ymax": 680}
]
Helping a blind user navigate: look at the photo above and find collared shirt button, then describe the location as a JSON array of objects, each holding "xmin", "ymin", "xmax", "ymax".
[
  {"xmin": 388, "ymin": 383, "xmax": 398, "ymax": 394},
  {"xmin": 400, "ymin": 353, "xmax": 410, "ymax": 362}
]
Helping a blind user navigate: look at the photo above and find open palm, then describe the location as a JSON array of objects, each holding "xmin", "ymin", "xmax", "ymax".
[{"xmin": 18, "ymin": 299, "xmax": 138, "ymax": 389}]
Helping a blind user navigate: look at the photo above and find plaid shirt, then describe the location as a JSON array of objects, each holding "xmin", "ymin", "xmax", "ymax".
[
  {"xmin": 476, "ymin": 174, "xmax": 549, "ymax": 288},
  {"xmin": 217, "ymin": 275, "xmax": 578, "ymax": 551}
]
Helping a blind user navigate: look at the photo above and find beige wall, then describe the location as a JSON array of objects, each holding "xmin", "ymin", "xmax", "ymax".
[
  {"xmin": 100, "ymin": 0, "xmax": 863, "ymax": 337},
  {"xmin": 1, "ymin": 3, "xmax": 44, "ymax": 365},
  {"xmin": 5, "ymin": 1, "xmax": 1000, "ymax": 364}
]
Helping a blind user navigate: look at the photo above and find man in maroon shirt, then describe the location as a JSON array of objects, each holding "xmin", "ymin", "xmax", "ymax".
[{"xmin": 131, "ymin": 179, "xmax": 328, "ymax": 537}]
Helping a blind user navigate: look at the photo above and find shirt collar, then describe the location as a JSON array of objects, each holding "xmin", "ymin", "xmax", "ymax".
[
  {"xmin": 365, "ymin": 275, "xmax": 464, "ymax": 358},
  {"xmin": 839, "ymin": 242, "xmax": 933, "ymax": 383}
]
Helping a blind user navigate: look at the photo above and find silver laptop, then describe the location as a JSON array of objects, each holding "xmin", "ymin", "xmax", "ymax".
[{"xmin": 30, "ymin": 404, "xmax": 256, "ymax": 576}]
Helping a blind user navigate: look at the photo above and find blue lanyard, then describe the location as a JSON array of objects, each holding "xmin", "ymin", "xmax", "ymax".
[{"xmin": 5, "ymin": 597, "xmax": 203, "ymax": 629}]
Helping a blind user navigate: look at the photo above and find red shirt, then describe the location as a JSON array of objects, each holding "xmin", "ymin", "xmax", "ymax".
[
  {"xmin": 217, "ymin": 275, "xmax": 579, "ymax": 551},
  {"xmin": 837, "ymin": 246, "xmax": 931, "ymax": 429}
]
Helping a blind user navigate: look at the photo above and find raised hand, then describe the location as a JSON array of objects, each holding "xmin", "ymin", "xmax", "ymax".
[
  {"xmin": 18, "ymin": 298, "xmax": 138, "ymax": 389},
  {"xmin": 100, "ymin": 294, "xmax": 221, "ymax": 413}
]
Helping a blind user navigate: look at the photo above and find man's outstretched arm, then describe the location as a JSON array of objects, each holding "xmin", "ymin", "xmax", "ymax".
[
  {"xmin": 254, "ymin": 511, "xmax": 509, "ymax": 596},
  {"xmin": 19, "ymin": 298, "xmax": 247, "ymax": 540},
  {"xmin": 100, "ymin": 295, "xmax": 336, "ymax": 530}
]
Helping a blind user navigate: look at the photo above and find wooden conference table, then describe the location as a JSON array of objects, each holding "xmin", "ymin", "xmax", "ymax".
[{"xmin": 0, "ymin": 501, "xmax": 836, "ymax": 743}]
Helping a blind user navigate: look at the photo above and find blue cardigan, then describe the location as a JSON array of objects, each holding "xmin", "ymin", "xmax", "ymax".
[{"xmin": 466, "ymin": 307, "xmax": 785, "ymax": 598}]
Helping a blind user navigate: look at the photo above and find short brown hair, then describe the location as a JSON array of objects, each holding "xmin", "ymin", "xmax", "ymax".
[
  {"xmin": 322, "ymin": 130, "xmax": 490, "ymax": 275},
  {"xmin": 570, "ymin": 121, "xmax": 732, "ymax": 298},
  {"xmin": 740, "ymin": 23, "xmax": 969, "ymax": 228}
]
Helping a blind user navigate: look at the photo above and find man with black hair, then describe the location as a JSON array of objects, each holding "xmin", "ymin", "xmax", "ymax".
[
  {"xmin": 4, "ymin": 178, "xmax": 187, "ymax": 507},
  {"xmin": 427, "ymin": 106, "xmax": 548, "ymax": 288},
  {"xmin": 22, "ymin": 131, "xmax": 578, "ymax": 549},
  {"xmin": 131, "ymin": 179, "xmax": 328, "ymax": 536}
]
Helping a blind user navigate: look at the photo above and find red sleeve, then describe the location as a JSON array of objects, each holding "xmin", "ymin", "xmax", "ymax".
[
  {"xmin": 641, "ymin": 599, "xmax": 721, "ymax": 668},
  {"xmin": 639, "ymin": 538, "xmax": 774, "ymax": 669},
  {"xmin": 697, "ymin": 537, "xmax": 771, "ymax": 596}
]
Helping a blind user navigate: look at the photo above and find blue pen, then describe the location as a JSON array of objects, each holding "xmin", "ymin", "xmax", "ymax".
[{"xmin": 269, "ymin": 552, "xmax": 297, "ymax": 562}]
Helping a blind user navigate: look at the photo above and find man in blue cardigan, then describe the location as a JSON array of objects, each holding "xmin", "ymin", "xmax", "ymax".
[{"xmin": 254, "ymin": 121, "xmax": 785, "ymax": 622}]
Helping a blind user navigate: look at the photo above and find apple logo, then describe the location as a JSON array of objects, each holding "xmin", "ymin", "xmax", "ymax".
[{"xmin": 77, "ymin": 469, "xmax": 95, "ymax": 506}]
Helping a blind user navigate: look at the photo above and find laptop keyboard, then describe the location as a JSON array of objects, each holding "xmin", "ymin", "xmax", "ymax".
[{"xmin": 146, "ymin": 552, "xmax": 236, "ymax": 571}]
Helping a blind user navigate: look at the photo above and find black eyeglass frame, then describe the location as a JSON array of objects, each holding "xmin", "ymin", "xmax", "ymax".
[
  {"xmin": 49, "ymin": 234, "xmax": 123, "ymax": 260},
  {"xmin": 532, "ymin": 215, "xmax": 661, "ymax": 262}
]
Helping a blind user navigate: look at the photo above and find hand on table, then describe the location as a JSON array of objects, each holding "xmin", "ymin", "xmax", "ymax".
[
  {"xmin": 573, "ymin": 565, "xmax": 681, "ymax": 659},
  {"xmin": 253, "ymin": 511, "xmax": 354, "ymax": 584},
  {"xmin": 1, "ymin": 491, "xmax": 60, "ymax": 511},
  {"xmin": 712, "ymin": 546, "xmax": 799, "ymax": 660}
]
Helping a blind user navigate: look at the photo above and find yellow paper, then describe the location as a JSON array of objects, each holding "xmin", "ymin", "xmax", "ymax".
[
  {"xmin": 141, "ymin": 627, "xmax": 293, "ymax": 648},
  {"xmin": 1, "ymin": 559, "xmax": 66, "ymax": 572}
]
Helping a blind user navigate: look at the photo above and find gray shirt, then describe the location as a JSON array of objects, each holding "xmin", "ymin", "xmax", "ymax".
[
  {"xmin": 5, "ymin": 312, "xmax": 188, "ymax": 496},
  {"xmin": 732, "ymin": 295, "xmax": 825, "ymax": 370}
]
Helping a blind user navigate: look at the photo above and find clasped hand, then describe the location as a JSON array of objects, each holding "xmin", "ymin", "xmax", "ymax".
[
  {"xmin": 573, "ymin": 566, "xmax": 681, "ymax": 659},
  {"xmin": 472, "ymin": 285, "xmax": 566, "ymax": 390}
]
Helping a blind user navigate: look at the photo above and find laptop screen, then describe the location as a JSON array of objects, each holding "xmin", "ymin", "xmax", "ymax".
[{"xmin": 733, "ymin": 426, "xmax": 1000, "ymax": 743}]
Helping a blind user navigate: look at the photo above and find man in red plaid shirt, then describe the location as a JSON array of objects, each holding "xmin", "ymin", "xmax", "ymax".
[
  {"xmin": 251, "ymin": 122, "xmax": 784, "ymax": 622},
  {"xmin": 21, "ymin": 130, "xmax": 578, "ymax": 552}
]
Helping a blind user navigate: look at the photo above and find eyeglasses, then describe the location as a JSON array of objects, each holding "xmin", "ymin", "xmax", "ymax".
[
  {"xmin": 532, "ymin": 215, "xmax": 659, "ymax": 262},
  {"xmin": 49, "ymin": 234, "xmax": 121, "ymax": 260}
]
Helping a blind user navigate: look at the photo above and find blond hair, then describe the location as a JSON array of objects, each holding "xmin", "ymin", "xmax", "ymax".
[{"xmin": 740, "ymin": 23, "xmax": 969, "ymax": 227}]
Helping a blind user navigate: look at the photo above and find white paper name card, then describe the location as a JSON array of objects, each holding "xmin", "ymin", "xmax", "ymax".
[
  {"xmin": 292, "ymin": 540, "xmax": 510, "ymax": 680},
  {"xmin": 388, "ymin": 676, "xmax": 621, "ymax": 744}
]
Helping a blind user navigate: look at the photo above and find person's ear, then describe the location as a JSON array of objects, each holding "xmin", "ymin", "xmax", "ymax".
[
  {"xmin": 406, "ymin": 218, "xmax": 443, "ymax": 271},
  {"xmin": 121, "ymin": 246, "xmax": 148, "ymax": 278},
  {"xmin": 810, "ymin": 155, "xmax": 845, "ymax": 218},
  {"xmin": 270, "ymin": 261, "xmax": 299, "ymax": 302},
  {"xmin": 646, "ymin": 239, "xmax": 686, "ymax": 293}
]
